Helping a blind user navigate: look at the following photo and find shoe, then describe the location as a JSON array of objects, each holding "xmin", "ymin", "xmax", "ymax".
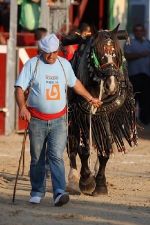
[
  {"xmin": 29, "ymin": 196, "xmax": 41, "ymax": 204},
  {"xmin": 54, "ymin": 193, "xmax": 69, "ymax": 207}
]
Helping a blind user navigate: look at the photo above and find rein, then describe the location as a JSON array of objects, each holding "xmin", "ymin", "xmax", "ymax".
[
  {"xmin": 89, "ymin": 79, "xmax": 104, "ymax": 171},
  {"xmin": 88, "ymin": 39, "xmax": 122, "ymax": 171}
]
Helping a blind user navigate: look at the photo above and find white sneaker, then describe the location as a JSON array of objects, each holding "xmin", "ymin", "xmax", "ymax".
[
  {"xmin": 29, "ymin": 196, "xmax": 41, "ymax": 204},
  {"xmin": 54, "ymin": 193, "xmax": 69, "ymax": 207}
]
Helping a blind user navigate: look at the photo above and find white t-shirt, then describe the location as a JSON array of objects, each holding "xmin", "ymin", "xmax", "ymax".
[{"xmin": 14, "ymin": 55, "xmax": 77, "ymax": 114}]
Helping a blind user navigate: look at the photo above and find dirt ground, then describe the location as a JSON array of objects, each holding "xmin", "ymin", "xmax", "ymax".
[{"xmin": 0, "ymin": 123, "xmax": 150, "ymax": 225}]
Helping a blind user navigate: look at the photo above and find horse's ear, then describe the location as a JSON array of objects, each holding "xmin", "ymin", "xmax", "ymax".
[
  {"xmin": 112, "ymin": 23, "xmax": 120, "ymax": 35},
  {"xmin": 90, "ymin": 24, "xmax": 98, "ymax": 37}
]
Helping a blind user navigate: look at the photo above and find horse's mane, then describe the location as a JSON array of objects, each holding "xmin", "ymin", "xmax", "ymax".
[{"xmin": 76, "ymin": 36, "xmax": 94, "ymax": 89}]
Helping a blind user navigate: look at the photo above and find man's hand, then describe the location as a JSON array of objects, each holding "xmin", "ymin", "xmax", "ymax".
[
  {"xmin": 141, "ymin": 50, "xmax": 149, "ymax": 57},
  {"xmin": 19, "ymin": 106, "xmax": 31, "ymax": 122},
  {"xmin": 89, "ymin": 97, "xmax": 103, "ymax": 108}
]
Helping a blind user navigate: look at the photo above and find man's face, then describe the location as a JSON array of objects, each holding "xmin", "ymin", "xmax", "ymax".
[
  {"xmin": 82, "ymin": 26, "xmax": 91, "ymax": 36},
  {"xmin": 134, "ymin": 26, "xmax": 144, "ymax": 39},
  {"xmin": 42, "ymin": 49, "xmax": 59, "ymax": 64}
]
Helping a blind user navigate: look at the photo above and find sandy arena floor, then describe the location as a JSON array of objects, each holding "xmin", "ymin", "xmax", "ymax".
[{"xmin": 0, "ymin": 123, "xmax": 150, "ymax": 225}]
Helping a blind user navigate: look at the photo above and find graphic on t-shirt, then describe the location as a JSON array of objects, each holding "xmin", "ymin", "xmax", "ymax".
[{"xmin": 46, "ymin": 84, "xmax": 60, "ymax": 100}]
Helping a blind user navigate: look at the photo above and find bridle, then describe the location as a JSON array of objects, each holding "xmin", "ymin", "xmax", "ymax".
[
  {"xmin": 76, "ymin": 35, "xmax": 127, "ymax": 115},
  {"xmin": 90, "ymin": 37, "xmax": 121, "ymax": 82}
]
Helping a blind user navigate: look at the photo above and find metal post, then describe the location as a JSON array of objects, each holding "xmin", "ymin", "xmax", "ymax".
[
  {"xmin": 5, "ymin": 0, "xmax": 17, "ymax": 135},
  {"xmin": 66, "ymin": 0, "xmax": 70, "ymax": 34},
  {"xmin": 41, "ymin": 0, "xmax": 49, "ymax": 30}
]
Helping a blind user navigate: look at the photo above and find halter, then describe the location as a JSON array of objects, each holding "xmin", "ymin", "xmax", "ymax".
[
  {"xmin": 90, "ymin": 37, "xmax": 120, "ymax": 81},
  {"xmin": 92, "ymin": 50, "xmax": 119, "ymax": 71}
]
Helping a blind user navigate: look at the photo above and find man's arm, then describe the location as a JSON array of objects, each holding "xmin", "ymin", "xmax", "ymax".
[
  {"xmin": 72, "ymin": 79, "xmax": 103, "ymax": 108},
  {"xmin": 124, "ymin": 50, "xmax": 149, "ymax": 61},
  {"xmin": 0, "ymin": 33, "xmax": 6, "ymax": 45},
  {"xmin": 15, "ymin": 87, "xmax": 31, "ymax": 122}
]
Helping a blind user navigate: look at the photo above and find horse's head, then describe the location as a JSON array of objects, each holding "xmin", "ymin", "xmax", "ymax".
[{"xmin": 89, "ymin": 24, "xmax": 123, "ymax": 98}]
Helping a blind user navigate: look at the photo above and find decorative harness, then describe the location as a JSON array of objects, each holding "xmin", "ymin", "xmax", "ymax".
[{"xmin": 68, "ymin": 33, "xmax": 137, "ymax": 158}]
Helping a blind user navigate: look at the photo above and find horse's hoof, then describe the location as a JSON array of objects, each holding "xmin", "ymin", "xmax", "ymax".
[
  {"xmin": 79, "ymin": 175, "xmax": 96, "ymax": 195},
  {"xmin": 68, "ymin": 181, "xmax": 81, "ymax": 193},
  {"xmin": 92, "ymin": 186, "xmax": 108, "ymax": 196},
  {"xmin": 68, "ymin": 168, "xmax": 79, "ymax": 183}
]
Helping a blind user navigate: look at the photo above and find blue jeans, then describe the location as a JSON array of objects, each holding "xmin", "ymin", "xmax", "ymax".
[{"xmin": 28, "ymin": 114, "xmax": 67, "ymax": 200}]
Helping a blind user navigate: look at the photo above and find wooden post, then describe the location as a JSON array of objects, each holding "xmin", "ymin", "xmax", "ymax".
[{"xmin": 5, "ymin": 0, "xmax": 17, "ymax": 135}]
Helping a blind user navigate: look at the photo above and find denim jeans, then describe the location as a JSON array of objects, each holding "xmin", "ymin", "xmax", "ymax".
[{"xmin": 28, "ymin": 114, "xmax": 67, "ymax": 200}]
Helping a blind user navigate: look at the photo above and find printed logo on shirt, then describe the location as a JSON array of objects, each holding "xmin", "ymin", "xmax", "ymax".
[
  {"xmin": 46, "ymin": 84, "xmax": 60, "ymax": 100},
  {"xmin": 46, "ymin": 75, "xmax": 58, "ymax": 80}
]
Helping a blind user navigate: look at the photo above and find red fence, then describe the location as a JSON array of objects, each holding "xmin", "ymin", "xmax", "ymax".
[{"xmin": 2, "ymin": 32, "xmax": 35, "ymax": 47}]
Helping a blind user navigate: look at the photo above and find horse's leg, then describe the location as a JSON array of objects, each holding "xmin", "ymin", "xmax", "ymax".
[
  {"xmin": 68, "ymin": 123, "xmax": 80, "ymax": 183},
  {"xmin": 92, "ymin": 155, "xmax": 109, "ymax": 196},
  {"xmin": 68, "ymin": 144, "xmax": 80, "ymax": 183},
  {"xmin": 78, "ymin": 145, "xmax": 96, "ymax": 195}
]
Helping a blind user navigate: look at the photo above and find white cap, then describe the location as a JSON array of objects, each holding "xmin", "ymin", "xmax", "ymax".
[{"xmin": 38, "ymin": 33, "xmax": 59, "ymax": 53}]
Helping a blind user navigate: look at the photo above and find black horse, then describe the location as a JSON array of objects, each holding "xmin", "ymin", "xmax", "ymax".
[{"xmin": 65, "ymin": 24, "xmax": 138, "ymax": 196}]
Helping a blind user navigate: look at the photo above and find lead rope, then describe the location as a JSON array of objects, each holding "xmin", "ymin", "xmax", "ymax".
[
  {"xmin": 57, "ymin": 57, "xmax": 70, "ymax": 158},
  {"xmin": 12, "ymin": 56, "xmax": 41, "ymax": 203},
  {"xmin": 89, "ymin": 79, "xmax": 104, "ymax": 175}
]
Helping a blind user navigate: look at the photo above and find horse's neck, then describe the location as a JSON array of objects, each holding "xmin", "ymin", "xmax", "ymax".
[{"xmin": 89, "ymin": 86, "xmax": 100, "ymax": 98}]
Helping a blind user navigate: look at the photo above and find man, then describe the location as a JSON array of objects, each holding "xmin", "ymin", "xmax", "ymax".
[
  {"xmin": 64, "ymin": 27, "xmax": 80, "ymax": 61},
  {"xmin": 78, "ymin": 22, "xmax": 91, "ymax": 37},
  {"xmin": 0, "ymin": 32, "xmax": 6, "ymax": 45},
  {"xmin": 30, "ymin": 27, "xmax": 48, "ymax": 47},
  {"xmin": 14, "ymin": 33, "xmax": 102, "ymax": 207},
  {"xmin": 124, "ymin": 24, "xmax": 150, "ymax": 125},
  {"xmin": 0, "ymin": 0, "xmax": 10, "ymax": 32},
  {"xmin": 19, "ymin": 0, "xmax": 41, "ymax": 32}
]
